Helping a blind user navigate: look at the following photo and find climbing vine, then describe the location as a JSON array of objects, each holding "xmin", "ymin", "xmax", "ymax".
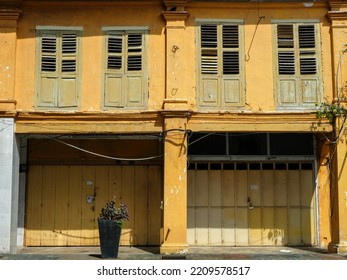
[{"xmin": 316, "ymin": 102, "xmax": 347, "ymax": 125}]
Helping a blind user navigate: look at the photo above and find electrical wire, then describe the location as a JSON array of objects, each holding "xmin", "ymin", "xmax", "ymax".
[{"xmin": 52, "ymin": 137, "xmax": 163, "ymax": 161}]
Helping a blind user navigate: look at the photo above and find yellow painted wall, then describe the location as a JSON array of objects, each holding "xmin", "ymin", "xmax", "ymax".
[
  {"xmin": 10, "ymin": 1, "xmax": 333, "ymax": 113},
  {"xmin": 3, "ymin": 0, "xmax": 346, "ymax": 253},
  {"xmin": 15, "ymin": 1, "xmax": 166, "ymax": 111}
]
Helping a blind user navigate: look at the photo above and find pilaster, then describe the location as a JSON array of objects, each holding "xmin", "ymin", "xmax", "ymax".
[
  {"xmin": 0, "ymin": 1, "xmax": 21, "ymax": 112},
  {"xmin": 160, "ymin": 109, "xmax": 190, "ymax": 254},
  {"xmin": 326, "ymin": 0, "xmax": 347, "ymax": 254}
]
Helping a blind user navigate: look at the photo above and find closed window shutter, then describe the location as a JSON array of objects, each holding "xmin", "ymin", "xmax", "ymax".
[
  {"xmin": 104, "ymin": 31, "xmax": 147, "ymax": 108},
  {"xmin": 37, "ymin": 30, "xmax": 80, "ymax": 108},
  {"xmin": 38, "ymin": 31, "xmax": 58, "ymax": 107},
  {"xmin": 276, "ymin": 23, "xmax": 320, "ymax": 107},
  {"xmin": 199, "ymin": 23, "xmax": 243, "ymax": 108},
  {"xmin": 59, "ymin": 32, "xmax": 79, "ymax": 107}
]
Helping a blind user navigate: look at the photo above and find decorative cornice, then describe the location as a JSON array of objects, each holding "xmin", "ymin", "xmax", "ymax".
[
  {"xmin": 329, "ymin": 1, "xmax": 347, "ymax": 11},
  {"xmin": 162, "ymin": 0, "xmax": 189, "ymax": 22},
  {"xmin": 327, "ymin": 11, "xmax": 347, "ymax": 22},
  {"xmin": 162, "ymin": 11, "xmax": 189, "ymax": 22},
  {"xmin": 0, "ymin": 1, "xmax": 22, "ymax": 22}
]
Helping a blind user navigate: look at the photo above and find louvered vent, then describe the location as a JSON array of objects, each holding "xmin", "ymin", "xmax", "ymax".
[
  {"xmin": 300, "ymin": 57, "xmax": 316, "ymax": 74},
  {"xmin": 277, "ymin": 25, "xmax": 295, "ymax": 75},
  {"xmin": 299, "ymin": 25, "xmax": 316, "ymax": 74},
  {"xmin": 223, "ymin": 25, "xmax": 239, "ymax": 48},
  {"xmin": 41, "ymin": 35, "xmax": 57, "ymax": 72},
  {"xmin": 277, "ymin": 25, "xmax": 294, "ymax": 48},
  {"xmin": 278, "ymin": 52, "xmax": 295, "ymax": 75},
  {"xmin": 107, "ymin": 35, "xmax": 122, "ymax": 70},
  {"xmin": 62, "ymin": 33, "xmax": 77, "ymax": 53},
  {"xmin": 223, "ymin": 52, "xmax": 239, "ymax": 74},
  {"xmin": 223, "ymin": 25, "xmax": 239, "ymax": 75},
  {"xmin": 201, "ymin": 25, "xmax": 218, "ymax": 74},
  {"xmin": 299, "ymin": 25, "xmax": 315, "ymax": 48},
  {"xmin": 61, "ymin": 33, "xmax": 77, "ymax": 72},
  {"xmin": 127, "ymin": 33, "xmax": 142, "ymax": 71},
  {"xmin": 62, "ymin": 60, "xmax": 76, "ymax": 72}
]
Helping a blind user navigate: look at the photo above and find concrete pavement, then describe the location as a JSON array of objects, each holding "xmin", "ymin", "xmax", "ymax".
[{"xmin": 1, "ymin": 246, "xmax": 347, "ymax": 260}]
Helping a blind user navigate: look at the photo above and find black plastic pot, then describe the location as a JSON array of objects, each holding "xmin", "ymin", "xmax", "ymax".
[{"xmin": 98, "ymin": 219, "xmax": 121, "ymax": 258}]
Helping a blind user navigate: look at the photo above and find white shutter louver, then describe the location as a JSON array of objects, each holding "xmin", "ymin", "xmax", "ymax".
[{"xmin": 201, "ymin": 25, "xmax": 218, "ymax": 75}]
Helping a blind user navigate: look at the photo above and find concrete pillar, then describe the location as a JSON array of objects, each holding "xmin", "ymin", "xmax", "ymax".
[
  {"xmin": 326, "ymin": 1, "xmax": 347, "ymax": 254},
  {"xmin": 0, "ymin": 118, "xmax": 20, "ymax": 254},
  {"xmin": 160, "ymin": 1, "xmax": 190, "ymax": 254},
  {"xmin": 160, "ymin": 112, "xmax": 189, "ymax": 254},
  {"xmin": 0, "ymin": 1, "xmax": 21, "ymax": 111}
]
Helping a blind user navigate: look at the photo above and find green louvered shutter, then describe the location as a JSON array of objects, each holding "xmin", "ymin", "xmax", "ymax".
[
  {"xmin": 198, "ymin": 23, "xmax": 244, "ymax": 109},
  {"xmin": 104, "ymin": 30, "xmax": 147, "ymax": 108},
  {"xmin": 276, "ymin": 23, "xmax": 321, "ymax": 108}
]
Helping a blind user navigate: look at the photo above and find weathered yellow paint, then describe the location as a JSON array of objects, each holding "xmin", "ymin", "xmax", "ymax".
[
  {"xmin": 25, "ymin": 165, "xmax": 162, "ymax": 246},
  {"xmin": 160, "ymin": 114, "xmax": 189, "ymax": 253},
  {"xmin": 1, "ymin": 0, "xmax": 346, "ymax": 254}
]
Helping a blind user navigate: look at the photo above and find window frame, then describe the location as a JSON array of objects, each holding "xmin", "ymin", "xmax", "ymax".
[
  {"xmin": 101, "ymin": 26, "xmax": 149, "ymax": 110},
  {"xmin": 272, "ymin": 20, "xmax": 322, "ymax": 110},
  {"xmin": 35, "ymin": 26, "xmax": 83, "ymax": 109},
  {"xmin": 195, "ymin": 19, "xmax": 245, "ymax": 110}
]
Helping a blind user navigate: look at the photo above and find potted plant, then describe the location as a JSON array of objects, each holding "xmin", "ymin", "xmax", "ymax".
[{"xmin": 98, "ymin": 196, "xmax": 129, "ymax": 258}]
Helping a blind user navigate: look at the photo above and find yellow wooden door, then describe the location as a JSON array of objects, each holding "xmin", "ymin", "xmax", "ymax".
[
  {"xmin": 25, "ymin": 165, "xmax": 162, "ymax": 246},
  {"xmin": 187, "ymin": 162, "xmax": 316, "ymax": 246}
]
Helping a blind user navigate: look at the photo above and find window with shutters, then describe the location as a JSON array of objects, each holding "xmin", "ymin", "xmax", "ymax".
[
  {"xmin": 274, "ymin": 22, "xmax": 322, "ymax": 108},
  {"xmin": 103, "ymin": 28, "xmax": 148, "ymax": 109},
  {"xmin": 36, "ymin": 28, "xmax": 81, "ymax": 108},
  {"xmin": 197, "ymin": 21, "xmax": 245, "ymax": 109}
]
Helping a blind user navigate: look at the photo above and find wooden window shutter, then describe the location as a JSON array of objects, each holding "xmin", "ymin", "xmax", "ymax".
[
  {"xmin": 199, "ymin": 23, "xmax": 243, "ymax": 108},
  {"xmin": 277, "ymin": 25, "xmax": 295, "ymax": 75},
  {"xmin": 201, "ymin": 25, "xmax": 218, "ymax": 75},
  {"xmin": 37, "ymin": 31, "xmax": 59, "ymax": 107},
  {"xmin": 37, "ymin": 30, "xmax": 80, "ymax": 108},
  {"xmin": 104, "ymin": 30, "xmax": 147, "ymax": 108},
  {"xmin": 276, "ymin": 23, "xmax": 320, "ymax": 107},
  {"xmin": 104, "ymin": 32, "xmax": 124, "ymax": 107},
  {"xmin": 298, "ymin": 25, "xmax": 316, "ymax": 75},
  {"xmin": 59, "ymin": 32, "xmax": 79, "ymax": 107}
]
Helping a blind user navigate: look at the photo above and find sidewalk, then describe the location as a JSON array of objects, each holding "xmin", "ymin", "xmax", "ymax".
[{"xmin": 1, "ymin": 246, "xmax": 346, "ymax": 260}]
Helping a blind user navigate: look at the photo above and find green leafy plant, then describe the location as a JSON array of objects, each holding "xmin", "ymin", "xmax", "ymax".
[
  {"xmin": 316, "ymin": 102, "xmax": 347, "ymax": 124},
  {"xmin": 99, "ymin": 196, "xmax": 129, "ymax": 227}
]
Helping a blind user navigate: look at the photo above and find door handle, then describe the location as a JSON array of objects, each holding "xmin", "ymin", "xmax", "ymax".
[{"xmin": 247, "ymin": 197, "xmax": 254, "ymax": 210}]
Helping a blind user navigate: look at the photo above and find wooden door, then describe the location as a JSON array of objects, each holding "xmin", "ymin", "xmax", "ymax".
[{"xmin": 25, "ymin": 165, "xmax": 162, "ymax": 246}]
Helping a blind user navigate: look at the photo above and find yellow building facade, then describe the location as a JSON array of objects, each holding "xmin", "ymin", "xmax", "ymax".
[{"xmin": 0, "ymin": 0, "xmax": 347, "ymax": 254}]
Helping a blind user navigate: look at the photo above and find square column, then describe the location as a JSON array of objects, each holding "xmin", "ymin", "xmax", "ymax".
[
  {"xmin": 160, "ymin": 110, "xmax": 190, "ymax": 254},
  {"xmin": 0, "ymin": 118, "xmax": 20, "ymax": 253}
]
